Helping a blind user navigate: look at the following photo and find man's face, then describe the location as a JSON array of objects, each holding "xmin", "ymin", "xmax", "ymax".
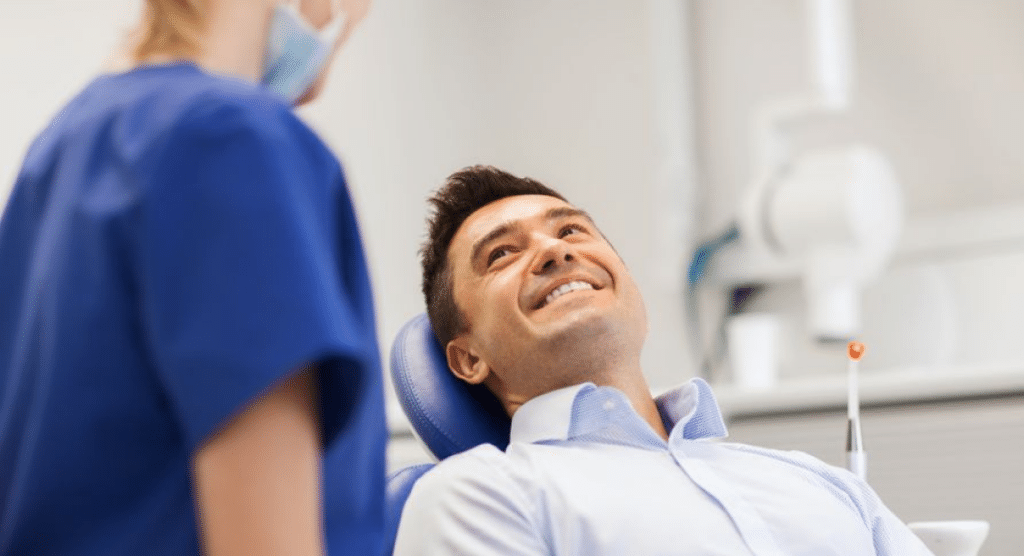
[{"xmin": 445, "ymin": 195, "xmax": 648, "ymax": 405}]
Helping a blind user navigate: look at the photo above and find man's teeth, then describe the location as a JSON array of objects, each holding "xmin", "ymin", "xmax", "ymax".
[{"xmin": 543, "ymin": 281, "xmax": 594, "ymax": 307}]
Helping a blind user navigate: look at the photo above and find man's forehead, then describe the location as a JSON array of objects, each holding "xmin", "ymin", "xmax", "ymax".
[
  {"xmin": 448, "ymin": 194, "xmax": 585, "ymax": 262},
  {"xmin": 464, "ymin": 195, "xmax": 575, "ymax": 234}
]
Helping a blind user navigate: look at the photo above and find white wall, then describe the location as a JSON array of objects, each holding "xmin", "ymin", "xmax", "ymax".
[{"xmin": 1, "ymin": 0, "xmax": 698, "ymax": 432}]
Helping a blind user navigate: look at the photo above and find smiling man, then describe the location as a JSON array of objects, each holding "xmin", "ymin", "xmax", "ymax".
[{"xmin": 393, "ymin": 166, "xmax": 932, "ymax": 556}]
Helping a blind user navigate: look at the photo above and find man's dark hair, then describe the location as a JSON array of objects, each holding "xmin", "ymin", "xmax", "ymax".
[{"xmin": 421, "ymin": 166, "xmax": 567, "ymax": 348}]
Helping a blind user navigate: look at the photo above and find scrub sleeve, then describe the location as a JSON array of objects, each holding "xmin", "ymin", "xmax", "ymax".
[{"xmin": 139, "ymin": 96, "xmax": 380, "ymax": 454}]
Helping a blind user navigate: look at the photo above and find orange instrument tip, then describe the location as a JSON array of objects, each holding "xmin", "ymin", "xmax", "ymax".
[{"xmin": 847, "ymin": 341, "xmax": 866, "ymax": 361}]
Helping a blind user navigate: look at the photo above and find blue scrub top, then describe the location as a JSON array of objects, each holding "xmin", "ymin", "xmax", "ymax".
[{"xmin": 0, "ymin": 63, "xmax": 387, "ymax": 555}]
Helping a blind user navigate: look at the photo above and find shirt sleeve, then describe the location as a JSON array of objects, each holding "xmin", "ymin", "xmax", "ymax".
[
  {"xmin": 393, "ymin": 446, "xmax": 549, "ymax": 556},
  {"xmin": 136, "ymin": 95, "xmax": 375, "ymax": 453},
  {"xmin": 852, "ymin": 475, "xmax": 936, "ymax": 555}
]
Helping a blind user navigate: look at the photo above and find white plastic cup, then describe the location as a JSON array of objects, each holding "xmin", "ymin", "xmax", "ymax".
[
  {"xmin": 908, "ymin": 521, "xmax": 989, "ymax": 556},
  {"xmin": 726, "ymin": 313, "xmax": 781, "ymax": 390}
]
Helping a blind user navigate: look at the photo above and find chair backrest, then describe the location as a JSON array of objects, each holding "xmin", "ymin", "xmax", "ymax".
[
  {"xmin": 383, "ymin": 463, "xmax": 434, "ymax": 555},
  {"xmin": 388, "ymin": 313, "xmax": 510, "ymax": 460}
]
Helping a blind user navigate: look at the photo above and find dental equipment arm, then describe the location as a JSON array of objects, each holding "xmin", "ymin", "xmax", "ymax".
[{"xmin": 709, "ymin": 0, "xmax": 903, "ymax": 342}]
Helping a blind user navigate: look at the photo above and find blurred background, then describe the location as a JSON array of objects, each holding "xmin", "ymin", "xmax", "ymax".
[{"xmin": 2, "ymin": 1, "xmax": 1022, "ymax": 553}]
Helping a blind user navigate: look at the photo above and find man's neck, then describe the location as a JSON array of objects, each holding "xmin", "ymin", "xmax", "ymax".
[{"xmin": 592, "ymin": 373, "xmax": 669, "ymax": 441}]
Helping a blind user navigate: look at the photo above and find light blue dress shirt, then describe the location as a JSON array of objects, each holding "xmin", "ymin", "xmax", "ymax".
[{"xmin": 393, "ymin": 378, "xmax": 933, "ymax": 555}]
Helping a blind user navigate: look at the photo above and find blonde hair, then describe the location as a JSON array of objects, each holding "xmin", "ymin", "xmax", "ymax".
[{"xmin": 131, "ymin": 0, "xmax": 207, "ymax": 61}]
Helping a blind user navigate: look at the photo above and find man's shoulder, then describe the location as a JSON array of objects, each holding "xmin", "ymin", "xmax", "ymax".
[
  {"xmin": 423, "ymin": 444, "xmax": 515, "ymax": 481},
  {"xmin": 395, "ymin": 447, "xmax": 551, "ymax": 555},
  {"xmin": 405, "ymin": 444, "xmax": 542, "ymax": 511},
  {"xmin": 418, "ymin": 443, "xmax": 548, "ymax": 491}
]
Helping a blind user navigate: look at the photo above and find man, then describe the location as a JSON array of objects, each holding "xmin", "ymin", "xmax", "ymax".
[{"xmin": 393, "ymin": 166, "xmax": 932, "ymax": 555}]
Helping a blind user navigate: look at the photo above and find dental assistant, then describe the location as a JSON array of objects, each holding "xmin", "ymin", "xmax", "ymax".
[{"xmin": 0, "ymin": 0, "xmax": 385, "ymax": 555}]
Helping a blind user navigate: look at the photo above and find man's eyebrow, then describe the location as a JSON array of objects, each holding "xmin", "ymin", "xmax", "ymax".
[
  {"xmin": 545, "ymin": 206, "xmax": 594, "ymax": 224},
  {"xmin": 470, "ymin": 222, "xmax": 514, "ymax": 267}
]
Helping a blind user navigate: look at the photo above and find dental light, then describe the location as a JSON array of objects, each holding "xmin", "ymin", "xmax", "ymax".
[
  {"xmin": 710, "ymin": 0, "xmax": 903, "ymax": 341},
  {"xmin": 730, "ymin": 144, "xmax": 903, "ymax": 340}
]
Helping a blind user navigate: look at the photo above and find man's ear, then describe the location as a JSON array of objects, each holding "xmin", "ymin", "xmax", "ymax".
[{"xmin": 445, "ymin": 337, "xmax": 490, "ymax": 385}]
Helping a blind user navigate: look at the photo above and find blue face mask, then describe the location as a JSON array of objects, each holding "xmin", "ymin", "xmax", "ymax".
[{"xmin": 261, "ymin": 0, "xmax": 346, "ymax": 104}]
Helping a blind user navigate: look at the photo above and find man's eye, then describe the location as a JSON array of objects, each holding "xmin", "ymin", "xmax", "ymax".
[
  {"xmin": 560, "ymin": 224, "xmax": 586, "ymax": 238},
  {"xmin": 487, "ymin": 247, "xmax": 511, "ymax": 266}
]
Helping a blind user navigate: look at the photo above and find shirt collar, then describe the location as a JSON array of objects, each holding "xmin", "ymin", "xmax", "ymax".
[
  {"xmin": 509, "ymin": 378, "xmax": 728, "ymax": 446},
  {"xmin": 656, "ymin": 377, "xmax": 729, "ymax": 441}
]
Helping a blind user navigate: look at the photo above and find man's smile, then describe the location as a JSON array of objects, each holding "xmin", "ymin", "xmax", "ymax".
[
  {"xmin": 539, "ymin": 280, "xmax": 595, "ymax": 309},
  {"xmin": 529, "ymin": 275, "xmax": 605, "ymax": 311}
]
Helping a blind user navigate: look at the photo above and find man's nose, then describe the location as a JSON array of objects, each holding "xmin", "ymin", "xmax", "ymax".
[{"xmin": 531, "ymin": 238, "xmax": 576, "ymax": 274}]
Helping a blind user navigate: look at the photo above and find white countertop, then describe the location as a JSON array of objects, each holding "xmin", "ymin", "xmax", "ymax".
[{"xmin": 712, "ymin": 363, "xmax": 1024, "ymax": 418}]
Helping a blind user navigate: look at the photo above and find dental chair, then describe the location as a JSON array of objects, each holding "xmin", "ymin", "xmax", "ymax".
[
  {"xmin": 383, "ymin": 313, "xmax": 989, "ymax": 556},
  {"xmin": 384, "ymin": 313, "xmax": 510, "ymax": 554}
]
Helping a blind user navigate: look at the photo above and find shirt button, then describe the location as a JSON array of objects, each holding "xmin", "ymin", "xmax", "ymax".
[{"xmin": 602, "ymin": 400, "xmax": 616, "ymax": 411}]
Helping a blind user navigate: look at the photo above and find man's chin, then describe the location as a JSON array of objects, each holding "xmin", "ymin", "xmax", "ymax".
[{"xmin": 533, "ymin": 305, "xmax": 615, "ymax": 348}]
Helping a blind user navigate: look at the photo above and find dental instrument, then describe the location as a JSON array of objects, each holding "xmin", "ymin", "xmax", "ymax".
[{"xmin": 846, "ymin": 340, "xmax": 867, "ymax": 480}]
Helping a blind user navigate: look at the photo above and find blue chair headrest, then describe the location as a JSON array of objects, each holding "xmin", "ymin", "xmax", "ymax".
[{"xmin": 389, "ymin": 313, "xmax": 510, "ymax": 460}]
